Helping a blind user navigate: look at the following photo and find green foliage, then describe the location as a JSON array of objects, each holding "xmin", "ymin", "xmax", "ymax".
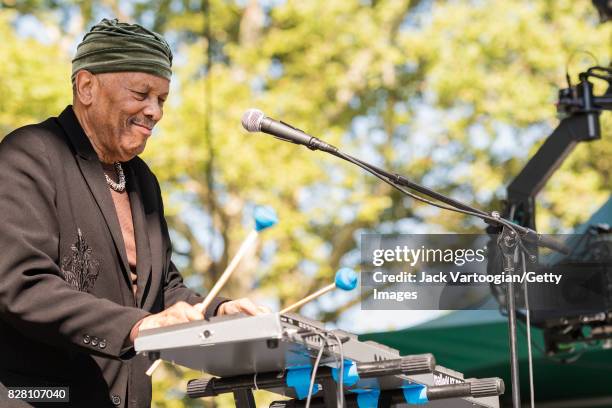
[
  {"xmin": 2, "ymin": 1, "xmax": 611, "ymax": 406},
  {"xmin": 403, "ymin": 0, "xmax": 611, "ymax": 229},
  {"xmin": 144, "ymin": 0, "xmax": 611, "ymax": 303},
  {"xmin": 0, "ymin": 11, "xmax": 71, "ymax": 134}
]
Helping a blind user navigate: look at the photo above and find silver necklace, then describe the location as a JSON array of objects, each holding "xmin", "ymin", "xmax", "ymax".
[{"xmin": 105, "ymin": 162, "xmax": 126, "ymax": 192}]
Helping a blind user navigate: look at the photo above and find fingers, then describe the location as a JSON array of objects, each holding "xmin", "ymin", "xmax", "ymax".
[
  {"xmin": 257, "ymin": 305, "xmax": 272, "ymax": 314},
  {"xmin": 140, "ymin": 298, "xmax": 268, "ymax": 333},
  {"xmin": 234, "ymin": 298, "xmax": 259, "ymax": 315},
  {"xmin": 173, "ymin": 301, "xmax": 204, "ymax": 321},
  {"xmin": 218, "ymin": 298, "xmax": 269, "ymax": 316},
  {"xmin": 139, "ymin": 301, "xmax": 204, "ymax": 331}
]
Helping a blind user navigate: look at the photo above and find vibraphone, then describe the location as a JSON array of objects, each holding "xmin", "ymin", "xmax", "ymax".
[{"xmin": 135, "ymin": 313, "xmax": 504, "ymax": 407}]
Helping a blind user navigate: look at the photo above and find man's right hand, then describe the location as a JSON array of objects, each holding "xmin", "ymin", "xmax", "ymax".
[{"xmin": 129, "ymin": 301, "xmax": 204, "ymax": 342}]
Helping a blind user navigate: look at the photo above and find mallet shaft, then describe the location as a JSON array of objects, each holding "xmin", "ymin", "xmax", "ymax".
[
  {"xmin": 195, "ymin": 230, "xmax": 259, "ymax": 314},
  {"xmin": 280, "ymin": 283, "xmax": 335, "ymax": 314}
]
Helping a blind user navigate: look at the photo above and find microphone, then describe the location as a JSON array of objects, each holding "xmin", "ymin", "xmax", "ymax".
[
  {"xmin": 242, "ymin": 110, "xmax": 570, "ymax": 256},
  {"xmin": 242, "ymin": 109, "xmax": 338, "ymax": 153}
]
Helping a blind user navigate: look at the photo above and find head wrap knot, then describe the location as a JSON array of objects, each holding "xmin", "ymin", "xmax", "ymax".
[{"xmin": 72, "ymin": 18, "xmax": 173, "ymax": 82}]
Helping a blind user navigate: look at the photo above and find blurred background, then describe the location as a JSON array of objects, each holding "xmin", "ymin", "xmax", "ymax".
[{"xmin": 1, "ymin": 0, "xmax": 610, "ymax": 406}]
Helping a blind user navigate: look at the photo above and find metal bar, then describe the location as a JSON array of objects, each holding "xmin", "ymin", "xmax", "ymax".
[
  {"xmin": 234, "ymin": 389, "xmax": 257, "ymax": 408},
  {"xmin": 507, "ymin": 116, "xmax": 585, "ymax": 201},
  {"xmin": 320, "ymin": 377, "xmax": 338, "ymax": 408},
  {"xmin": 522, "ymin": 251, "xmax": 535, "ymax": 408},
  {"xmin": 504, "ymin": 241, "xmax": 521, "ymax": 408}
]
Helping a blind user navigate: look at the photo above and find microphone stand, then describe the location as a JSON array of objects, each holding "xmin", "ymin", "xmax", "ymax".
[
  {"xmin": 314, "ymin": 66, "xmax": 609, "ymax": 407},
  {"xmin": 316, "ymin": 148, "xmax": 566, "ymax": 408},
  {"xmin": 328, "ymin": 150, "xmax": 566, "ymax": 254},
  {"xmin": 246, "ymin": 110, "xmax": 569, "ymax": 407}
]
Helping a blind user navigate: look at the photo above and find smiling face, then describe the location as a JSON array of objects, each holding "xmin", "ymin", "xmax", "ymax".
[{"xmin": 73, "ymin": 71, "xmax": 169, "ymax": 163}]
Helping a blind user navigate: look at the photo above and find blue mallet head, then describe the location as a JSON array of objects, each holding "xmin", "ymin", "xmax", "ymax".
[
  {"xmin": 335, "ymin": 268, "xmax": 358, "ymax": 291},
  {"xmin": 254, "ymin": 206, "xmax": 278, "ymax": 232}
]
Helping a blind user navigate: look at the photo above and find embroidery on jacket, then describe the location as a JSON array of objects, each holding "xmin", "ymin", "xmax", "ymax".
[{"xmin": 61, "ymin": 228, "xmax": 99, "ymax": 292}]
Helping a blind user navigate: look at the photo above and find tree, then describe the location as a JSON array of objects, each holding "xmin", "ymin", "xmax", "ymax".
[
  {"xmin": 2, "ymin": 1, "xmax": 610, "ymax": 406},
  {"xmin": 145, "ymin": 0, "xmax": 610, "ymax": 308},
  {"xmin": 0, "ymin": 10, "xmax": 71, "ymax": 134}
]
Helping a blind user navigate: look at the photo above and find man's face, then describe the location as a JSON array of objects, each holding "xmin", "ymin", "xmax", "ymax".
[{"xmin": 88, "ymin": 71, "xmax": 169, "ymax": 162}]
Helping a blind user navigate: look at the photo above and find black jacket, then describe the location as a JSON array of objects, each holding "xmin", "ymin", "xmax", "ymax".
[{"xmin": 0, "ymin": 106, "xmax": 225, "ymax": 407}]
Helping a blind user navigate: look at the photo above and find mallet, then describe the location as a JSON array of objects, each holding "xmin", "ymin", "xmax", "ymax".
[
  {"xmin": 194, "ymin": 206, "xmax": 278, "ymax": 314},
  {"xmin": 280, "ymin": 267, "xmax": 358, "ymax": 314},
  {"xmin": 146, "ymin": 206, "xmax": 277, "ymax": 376}
]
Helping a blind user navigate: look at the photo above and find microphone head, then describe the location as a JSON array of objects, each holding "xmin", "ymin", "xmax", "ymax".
[{"xmin": 242, "ymin": 109, "xmax": 265, "ymax": 132}]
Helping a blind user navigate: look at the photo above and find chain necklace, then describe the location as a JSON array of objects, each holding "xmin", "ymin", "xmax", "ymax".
[{"xmin": 105, "ymin": 162, "xmax": 126, "ymax": 192}]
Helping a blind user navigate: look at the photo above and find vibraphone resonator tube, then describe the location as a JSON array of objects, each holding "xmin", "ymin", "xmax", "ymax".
[
  {"xmin": 267, "ymin": 377, "xmax": 505, "ymax": 407},
  {"xmin": 186, "ymin": 354, "xmax": 436, "ymax": 398}
]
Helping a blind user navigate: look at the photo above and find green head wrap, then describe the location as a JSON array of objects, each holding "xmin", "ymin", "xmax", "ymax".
[{"xmin": 71, "ymin": 18, "xmax": 173, "ymax": 83}]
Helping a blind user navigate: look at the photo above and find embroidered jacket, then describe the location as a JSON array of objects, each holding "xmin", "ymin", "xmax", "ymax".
[{"xmin": 0, "ymin": 106, "xmax": 226, "ymax": 408}]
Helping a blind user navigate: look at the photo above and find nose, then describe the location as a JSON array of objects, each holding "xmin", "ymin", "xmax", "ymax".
[{"xmin": 143, "ymin": 99, "xmax": 163, "ymax": 123}]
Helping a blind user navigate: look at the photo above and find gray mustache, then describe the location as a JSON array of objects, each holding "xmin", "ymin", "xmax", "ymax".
[{"xmin": 131, "ymin": 119, "xmax": 156, "ymax": 130}]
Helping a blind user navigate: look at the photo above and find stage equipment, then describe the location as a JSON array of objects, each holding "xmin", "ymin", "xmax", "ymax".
[
  {"xmin": 484, "ymin": 65, "xmax": 612, "ymax": 406},
  {"xmin": 522, "ymin": 223, "xmax": 612, "ymax": 356},
  {"xmin": 503, "ymin": 66, "xmax": 611, "ymax": 231},
  {"xmin": 135, "ymin": 312, "xmax": 504, "ymax": 407},
  {"xmin": 242, "ymin": 107, "xmax": 573, "ymax": 407},
  {"xmin": 494, "ymin": 66, "xmax": 612, "ymax": 346},
  {"xmin": 592, "ymin": 0, "xmax": 612, "ymax": 22}
]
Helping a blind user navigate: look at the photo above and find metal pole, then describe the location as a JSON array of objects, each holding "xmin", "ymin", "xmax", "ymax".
[
  {"xmin": 522, "ymin": 251, "xmax": 535, "ymax": 408},
  {"xmin": 500, "ymin": 228, "xmax": 521, "ymax": 408},
  {"xmin": 506, "ymin": 275, "xmax": 521, "ymax": 408}
]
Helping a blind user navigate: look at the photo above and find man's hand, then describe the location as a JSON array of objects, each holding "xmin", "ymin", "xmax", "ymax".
[
  {"xmin": 216, "ymin": 298, "xmax": 271, "ymax": 316},
  {"xmin": 129, "ymin": 299, "xmax": 270, "ymax": 343},
  {"xmin": 129, "ymin": 301, "xmax": 203, "ymax": 342}
]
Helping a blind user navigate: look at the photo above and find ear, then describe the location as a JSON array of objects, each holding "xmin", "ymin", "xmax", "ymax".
[{"xmin": 74, "ymin": 70, "xmax": 98, "ymax": 106}]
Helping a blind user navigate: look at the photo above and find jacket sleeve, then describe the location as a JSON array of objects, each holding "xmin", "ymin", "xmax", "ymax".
[
  {"xmin": 152, "ymin": 171, "xmax": 228, "ymax": 319},
  {"xmin": 0, "ymin": 128, "xmax": 149, "ymax": 359}
]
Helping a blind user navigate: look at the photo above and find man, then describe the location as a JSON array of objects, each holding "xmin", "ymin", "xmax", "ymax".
[{"xmin": 0, "ymin": 18, "xmax": 262, "ymax": 407}]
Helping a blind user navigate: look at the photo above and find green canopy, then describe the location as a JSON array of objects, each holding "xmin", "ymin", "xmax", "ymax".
[{"xmin": 360, "ymin": 313, "xmax": 612, "ymax": 406}]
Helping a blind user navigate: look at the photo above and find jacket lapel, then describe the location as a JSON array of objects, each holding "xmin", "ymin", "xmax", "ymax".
[
  {"xmin": 126, "ymin": 163, "xmax": 152, "ymax": 307},
  {"xmin": 57, "ymin": 106, "xmax": 132, "ymax": 285}
]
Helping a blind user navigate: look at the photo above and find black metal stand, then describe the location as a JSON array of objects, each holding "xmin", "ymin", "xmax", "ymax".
[
  {"xmin": 229, "ymin": 379, "xmax": 342, "ymax": 408},
  {"xmin": 188, "ymin": 357, "xmax": 503, "ymax": 407},
  {"xmin": 320, "ymin": 378, "xmax": 339, "ymax": 408},
  {"xmin": 498, "ymin": 227, "xmax": 522, "ymax": 408},
  {"xmin": 322, "ymin": 148, "xmax": 565, "ymax": 408},
  {"xmin": 494, "ymin": 66, "xmax": 611, "ymax": 407},
  {"xmin": 233, "ymin": 389, "xmax": 257, "ymax": 408},
  {"xmin": 237, "ymin": 64, "xmax": 609, "ymax": 408},
  {"xmin": 268, "ymin": 379, "xmax": 505, "ymax": 408}
]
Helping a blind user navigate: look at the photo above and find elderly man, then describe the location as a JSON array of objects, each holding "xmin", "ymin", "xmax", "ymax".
[{"xmin": 0, "ymin": 19, "xmax": 261, "ymax": 408}]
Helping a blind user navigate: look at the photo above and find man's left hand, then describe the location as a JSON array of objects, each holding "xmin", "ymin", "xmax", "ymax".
[{"xmin": 217, "ymin": 298, "xmax": 271, "ymax": 316}]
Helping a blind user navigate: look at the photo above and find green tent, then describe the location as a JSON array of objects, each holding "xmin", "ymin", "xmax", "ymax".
[
  {"xmin": 360, "ymin": 196, "xmax": 612, "ymax": 406},
  {"xmin": 360, "ymin": 311, "xmax": 612, "ymax": 407}
]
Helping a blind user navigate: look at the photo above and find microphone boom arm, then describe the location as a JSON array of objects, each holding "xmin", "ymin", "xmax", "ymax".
[{"xmin": 326, "ymin": 149, "xmax": 569, "ymax": 254}]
